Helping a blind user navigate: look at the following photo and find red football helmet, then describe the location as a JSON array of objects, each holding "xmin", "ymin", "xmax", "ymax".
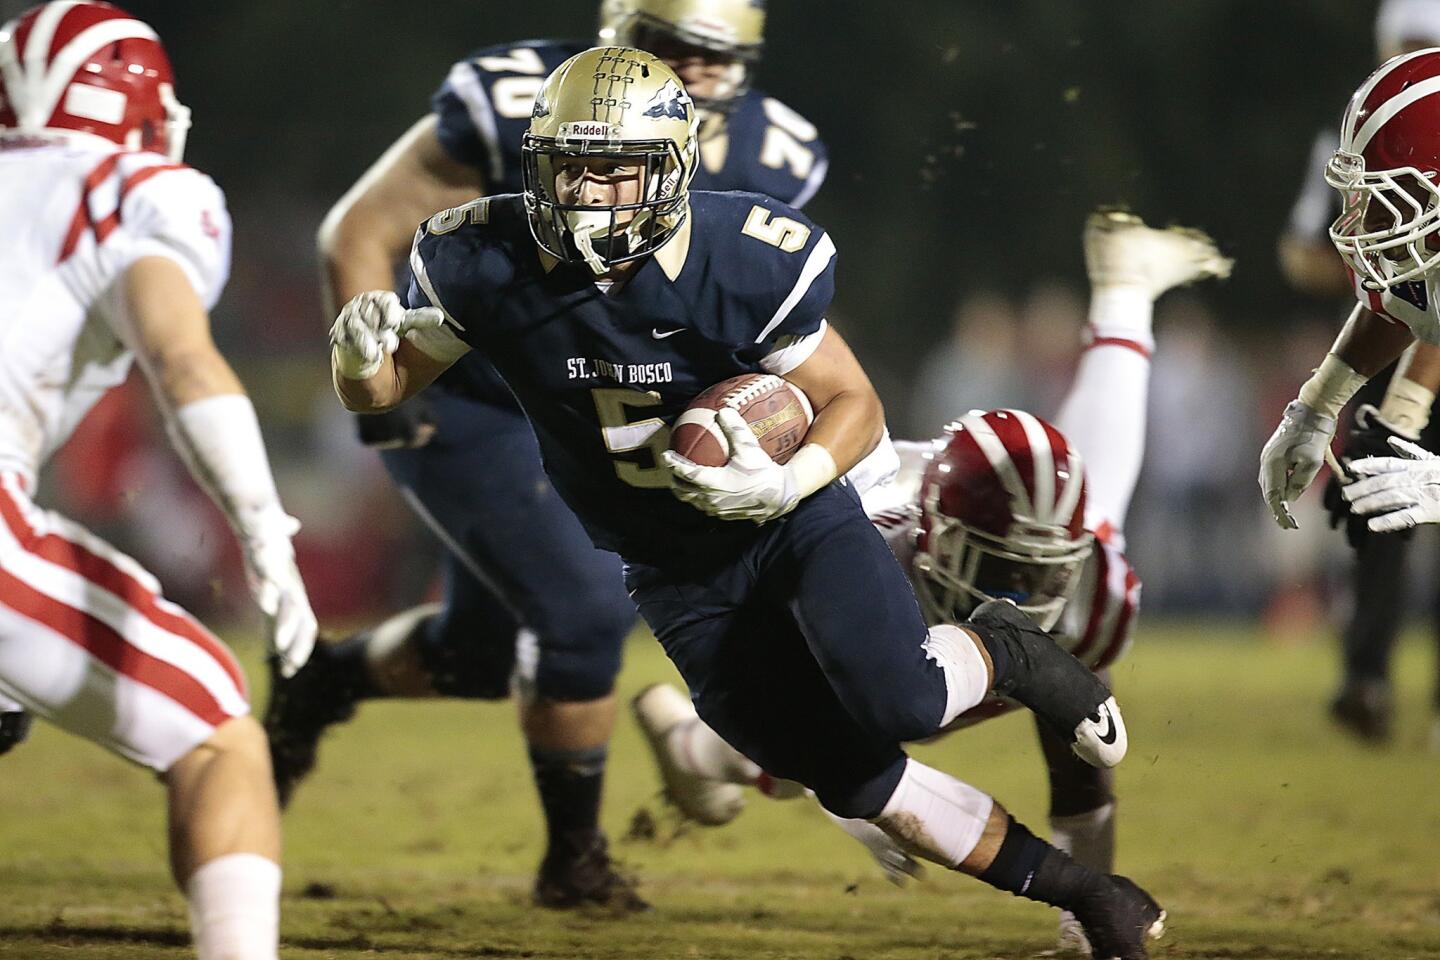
[
  {"xmin": 915, "ymin": 410, "xmax": 1093, "ymax": 631},
  {"xmin": 1327, "ymin": 47, "xmax": 1440, "ymax": 290},
  {"xmin": 0, "ymin": 2, "xmax": 189, "ymax": 160}
]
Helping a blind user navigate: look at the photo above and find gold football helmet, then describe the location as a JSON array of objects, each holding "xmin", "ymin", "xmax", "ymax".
[
  {"xmin": 522, "ymin": 47, "xmax": 698, "ymax": 274},
  {"xmin": 612, "ymin": 0, "xmax": 764, "ymax": 112}
]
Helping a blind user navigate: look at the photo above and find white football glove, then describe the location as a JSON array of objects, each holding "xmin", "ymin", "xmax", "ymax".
[
  {"xmin": 330, "ymin": 291, "xmax": 445, "ymax": 380},
  {"xmin": 1342, "ymin": 436, "xmax": 1440, "ymax": 533},
  {"xmin": 662, "ymin": 408, "xmax": 805, "ymax": 523},
  {"xmin": 822, "ymin": 810, "xmax": 925, "ymax": 887},
  {"xmin": 1259, "ymin": 399, "xmax": 1337, "ymax": 529},
  {"xmin": 242, "ymin": 515, "xmax": 317, "ymax": 678}
]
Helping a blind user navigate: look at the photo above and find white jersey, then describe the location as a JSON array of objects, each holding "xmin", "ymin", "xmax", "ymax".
[
  {"xmin": 1350, "ymin": 267, "xmax": 1440, "ymax": 346},
  {"xmin": 0, "ymin": 138, "xmax": 231, "ymax": 486},
  {"xmin": 0, "ymin": 138, "xmax": 244, "ymax": 772},
  {"xmin": 864, "ymin": 439, "xmax": 1140, "ymax": 676}
]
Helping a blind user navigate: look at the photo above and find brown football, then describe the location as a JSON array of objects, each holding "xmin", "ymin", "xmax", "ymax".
[{"xmin": 669, "ymin": 374, "xmax": 814, "ymax": 467}]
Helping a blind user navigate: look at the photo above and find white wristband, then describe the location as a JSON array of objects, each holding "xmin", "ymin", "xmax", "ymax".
[
  {"xmin": 786, "ymin": 443, "xmax": 838, "ymax": 501},
  {"xmin": 1379, "ymin": 375, "xmax": 1436, "ymax": 438},
  {"xmin": 1297, "ymin": 353, "xmax": 1366, "ymax": 420},
  {"xmin": 167, "ymin": 394, "xmax": 291, "ymax": 542}
]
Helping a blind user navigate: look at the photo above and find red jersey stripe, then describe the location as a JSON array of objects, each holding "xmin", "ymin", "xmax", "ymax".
[
  {"xmin": 56, "ymin": 152, "xmax": 121, "ymax": 263},
  {"xmin": 93, "ymin": 162, "xmax": 189, "ymax": 244},
  {"xmin": 0, "ymin": 479, "xmax": 247, "ymax": 698}
]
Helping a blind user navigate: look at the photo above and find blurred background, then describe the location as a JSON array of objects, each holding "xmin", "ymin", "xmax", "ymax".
[{"xmin": 2, "ymin": 0, "xmax": 1424, "ymax": 637}]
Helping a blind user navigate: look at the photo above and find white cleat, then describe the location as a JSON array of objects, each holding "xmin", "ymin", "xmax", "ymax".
[
  {"xmin": 1073, "ymin": 696, "xmax": 1128, "ymax": 769},
  {"xmin": 1084, "ymin": 209, "xmax": 1233, "ymax": 297},
  {"xmin": 631, "ymin": 684, "xmax": 746, "ymax": 826},
  {"xmin": 1052, "ymin": 911, "xmax": 1093, "ymax": 956}
]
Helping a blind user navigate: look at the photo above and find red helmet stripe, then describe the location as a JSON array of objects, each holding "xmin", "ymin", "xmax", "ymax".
[
  {"xmin": 1354, "ymin": 74, "xmax": 1440, "ymax": 154},
  {"xmin": 962, "ymin": 414, "xmax": 1034, "ymax": 519},
  {"xmin": 1008, "ymin": 409, "xmax": 1055, "ymax": 519},
  {"xmin": 1342, "ymin": 47, "xmax": 1438, "ymax": 150},
  {"xmin": 981, "ymin": 411, "xmax": 1038, "ymax": 516},
  {"xmin": 31, "ymin": 17, "xmax": 156, "ymax": 126}
]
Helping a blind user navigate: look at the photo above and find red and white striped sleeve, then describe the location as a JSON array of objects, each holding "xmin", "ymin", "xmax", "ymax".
[{"xmin": 1068, "ymin": 533, "xmax": 1141, "ymax": 671}]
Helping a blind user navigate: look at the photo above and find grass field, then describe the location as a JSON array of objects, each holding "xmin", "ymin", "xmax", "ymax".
[{"xmin": 1, "ymin": 621, "xmax": 1438, "ymax": 960}]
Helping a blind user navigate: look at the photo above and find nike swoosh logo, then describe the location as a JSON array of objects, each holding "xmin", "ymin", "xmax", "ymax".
[
  {"xmin": 651, "ymin": 327, "xmax": 685, "ymax": 339},
  {"xmin": 1094, "ymin": 705, "xmax": 1117, "ymax": 745}
]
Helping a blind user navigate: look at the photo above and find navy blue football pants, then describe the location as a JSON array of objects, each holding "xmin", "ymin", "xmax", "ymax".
[
  {"xmin": 624, "ymin": 482, "xmax": 951, "ymax": 819},
  {"xmin": 379, "ymin": 389, "xmax": 635, "ymax": 702}
]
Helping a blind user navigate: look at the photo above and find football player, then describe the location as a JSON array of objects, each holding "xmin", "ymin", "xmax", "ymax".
[
  {"xmin": 1284, "ymin": 0, "xmax": 1440, "ymax": 743},
  {"xmin": 1261, "ymin": 50, "xmax": 1440, "ymax": 536},
  {"xmin": 275, "ymin": 0, "xmax": 828, "ymax": 910},
  {"xmin": 631, "ymin": 211, "xmax": 1230, "ymax": 954},
  {"xmin": 0, "ymin": 4, "xmax": 317, "ymax": 958},
  {"xmin": 329, "ymin": 49, "xmax": 1166, "ymax": 958}
]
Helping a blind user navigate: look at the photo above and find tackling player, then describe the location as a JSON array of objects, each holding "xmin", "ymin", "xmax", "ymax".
[
  {"xmin": 0, "ymin": 3, "xmax": 317, "ymax": 958},
  {"xmin": 1261, "ymin": 50, "xmax": 1440, "ymax": 539},
  {"xmin": 329, "ymin": 49, "xmax": 1166, "ymax": 958},
  {"xmin": 631, "ymin": 211, "xmax": 1230, "ymax": 954},
  {"xmin": 272, "ymin": 0, "xmax": 828, "ymax": 909}
]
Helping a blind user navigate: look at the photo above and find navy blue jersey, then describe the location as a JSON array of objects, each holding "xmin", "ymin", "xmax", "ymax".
[
  {"xmin": 429, "ymin": 39, "xmax": 829, "ymax": 403},
  {"xmin": 403, "ymin": 191, "xmax": 838, "ymax": 562}
]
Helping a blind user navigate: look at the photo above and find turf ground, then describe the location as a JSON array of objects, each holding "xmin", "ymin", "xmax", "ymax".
[{"xmin": 1, "ymin": 622, "xmax": 1438, "ymax": 960}]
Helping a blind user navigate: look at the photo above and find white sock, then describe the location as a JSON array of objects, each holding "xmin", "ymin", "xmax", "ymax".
[
  {"xmin": 870, "ymin": 759, "xmax": 994, "ymax": 869},
  {"xmin": 922, "ymin": 624, "xmax": 991, "ymax": 727},
  {"xmin": 1086, "ymin": 285, "xmax": 1154, "ymax": 353},
  {"xmin": 185, "ymin": 853, "xmax": 281, "ymax": 960},
  {"xmin": 1050, "ymin": 801, "xmax": 1116, "ymax": 873},
  {"xmin": 667, "ymin": 718, "xmax": 762, "ymax": 785},
  {"xmin": 1056, "ymin": 294, "xmax": 1152, "ymax": 538},
  {"xmin": 1051, "ymin": 802, "xmax": 1115, "ymax": 945}
]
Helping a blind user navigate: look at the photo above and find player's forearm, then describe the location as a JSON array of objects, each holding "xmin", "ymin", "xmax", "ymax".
[
  {"xmin": 1332, "ymin": 304, "xmax": 1415, "ymax": 377},
  {"xmin": 332, "ymin": 353, "xmax": 403, "ymax": 412},
  {"xmin": 1290, "ymin": 305, "xmax": 1413, "ymax": 420},
  {"xmin": 1378, "ymin": 342, "xmax": 1440, "ymax": 436},
  {"xmin": 165, "ymin": 393, "xmax": 292, "ymax": 543},
  {"xmin": 803, "ymin": 387, "xmax": 884, "ymax": 478}
]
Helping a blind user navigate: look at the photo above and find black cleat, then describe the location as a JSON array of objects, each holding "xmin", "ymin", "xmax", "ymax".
[
  {"xmin": 0, "ymin": 709, "xmax": 31, "ymax": 757},
  {"xmin": 263, "ymin": 640, "xmax": 362, "ymax": 808},
  {"xmin": 967, "ymin": 599, "xmax": 1128, "ymax": 767},
  {"xmin": 532, "ymin": 834, "xmax": 650, "ymax": 913},
  {"xmin": 1329, "ymin": 678, "xmax": 1391, "ymax": 743},
  {"xmin": 1071, "ymin": 874, "xmax": 1166, "ymax": 960}
]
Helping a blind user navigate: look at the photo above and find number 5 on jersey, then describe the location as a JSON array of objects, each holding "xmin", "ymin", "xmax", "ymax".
[
  {"xmin": 593, "ymin": 388, "xmax": 671, "ymax": 488},
  {"xmin": 742, "ymin": 205, "xmax": 810, "ymax": 253}
]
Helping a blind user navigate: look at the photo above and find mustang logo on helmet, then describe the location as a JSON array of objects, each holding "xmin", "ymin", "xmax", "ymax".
[{"xmin": 643, "ymin": 79, "xmax": 692, "ymax": 120}]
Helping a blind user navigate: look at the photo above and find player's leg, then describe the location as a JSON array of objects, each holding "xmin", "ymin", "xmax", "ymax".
[
  {"xmin": 1055, "ymin": 211, "xmax": 1231, "ymax": 535},
  {"xmin": 775, "ymin": 485, "xmax": 1124, "ymax": 766},
  {"xmin": 629, "ymin": 558, "xmax": 1160, "ymax": 955},
  {"xmin": 265, "ymin": 390, "xmax": 529, "ymax": 803},
  {"xmin": 0, "ymin": 479, "xmax": 280, "ymax": 959},
  {"xmin": 1329, "ymin": 370, "xmax": 1408, "ymax": 741},
  {"xmin": 1036, "ymin": 699, "xmax": 1118, "ymax": 955},
  {"xmin": 500, "ymin": 522, "xmax": 638, "ymax": 910}
]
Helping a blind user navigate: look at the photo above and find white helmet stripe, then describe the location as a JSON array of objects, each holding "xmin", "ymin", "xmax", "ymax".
[
  {"xmin": 1354, "ymin": 74, "xmax": 1440, "ymax": 154},
  {"xmin": 965, "ymin": 416, "xmax": 1034, "ymax": 519},
  {"xmin": 20, "ymin": 1, "xmax": 81, "ymax": 82},
  {"xmin": 1342, "ymin": 47, "xmax": 1437, "ymax": 151},
  {"xmin": 1007, "ymin": 409, "xmax": 1055, "ymax": 520},
  {"xmin": 30, "ymin": 18, "xmax": 157, "ymax": 130},
  {"xmin": 1054, "ymin": 445, "xmax": 1085, "ymax": 529}
]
